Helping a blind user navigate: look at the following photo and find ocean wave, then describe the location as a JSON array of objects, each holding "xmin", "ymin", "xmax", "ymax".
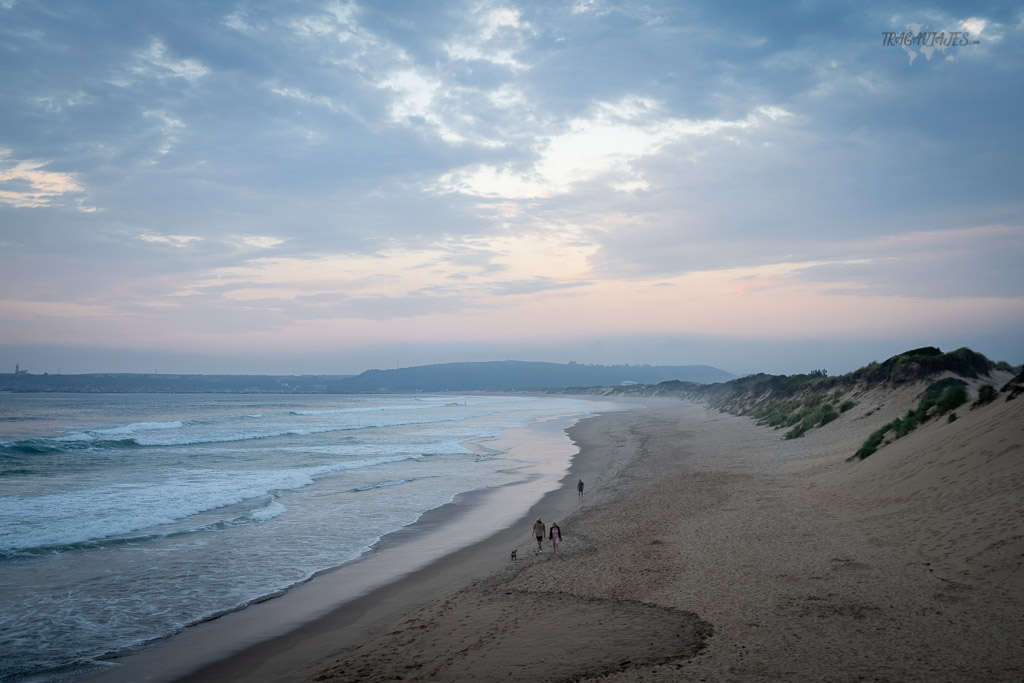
[
  {"xmin": 0, "ymin": 453, "xmax": 427, "ymax": 553},
  {"xmin": 287, "ymin": 403, "xmax": 435, "ymax": 416},
  {"xmin": 0, "ymin": 436, "xmax": 141, "ymax": 458},
  {"xmin": 2, "ymin": 425, "xmax": 409, "ymax": 453},
  {"xmin": 249, "ymin": 499, "xmax": 287, "ymax": 522},
  {"xmin": 274, "ymin": 439, "xmax": 471, "ymax": 459},
  {"xmin": 55, "ymin": 420, "xmax": 184, "ymax": 442},
  {"xmin": 1, "ymin": 399, "xmax": 521, "ymax": 455},
  {"xmin": 138, "ymin": 413, "xmax": 496, "ymax": 447},
  {"xmin": 16, "ymin": 410, "xmax": 499, "ymax": 450},
  {"xmin": 0, "ymin": 438, "xmax": 65, "ymax": 456},
  {"xmin": 351, "ymin": 478, "xmax": 410, "ymax": 493},
  {"xmin": 0, "ymin": 497, "xmax": 289, "ymax": 559},
  {"xmin": 0, "ymin": 467, "xmax": 36, "ymax": 476}
]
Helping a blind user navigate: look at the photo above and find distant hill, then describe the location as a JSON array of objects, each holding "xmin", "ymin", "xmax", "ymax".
[
  {"xmin": 324, "ymin": 361, "xmax": 735, "ymax": 392},
  {"xmin": 0, "ymin": 361, "xmax": 734, "ymax": 394}
]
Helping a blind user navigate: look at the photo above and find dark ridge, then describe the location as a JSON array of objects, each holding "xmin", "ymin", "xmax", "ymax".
[
  {"xmin": 0, "ymin": 362, "xmax": 735, "ymax": 394},
  {"xmin": 326, "ymin": 361, "xmax": 735, "ymax": 392}
]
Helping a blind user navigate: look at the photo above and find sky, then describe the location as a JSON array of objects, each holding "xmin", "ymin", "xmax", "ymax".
[{"xmin": 1, "ymin": 0, "xmax": 1022, "ymax": 377}]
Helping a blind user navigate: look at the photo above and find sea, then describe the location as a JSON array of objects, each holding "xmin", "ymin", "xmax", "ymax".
[{"xmin": 0, "ymin": 392, "xmax": 598, "ymax": 682}]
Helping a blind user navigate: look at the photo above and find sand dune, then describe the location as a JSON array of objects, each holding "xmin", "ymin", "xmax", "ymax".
[{"xmin": 811, "ymin": 381, "xmax": 1024, "ymax": 603}]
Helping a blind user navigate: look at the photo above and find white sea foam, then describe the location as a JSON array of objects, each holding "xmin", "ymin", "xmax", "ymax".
[
  {"xmin": 250, "ymin": 500, "xmax": 287, "ymax": 522},
  {"xmin": 0, "ymin": 453, "xmax": 427, "ymax": 551},
  {"xmin": 96, "ymin": 408, "xmax": 499, "ymax": 447},
  {"xmin": 271, "ymin": 438, "xmax": 472, "ymax": 458},
  {"xmin": 55, "ymin": 421, "xmax": 185, "ymax": 442},
  {"xmin": 289, "ymin": 403, "xmax": 435, "ymax": 416},
  {"xmin": 98, "ymin": 420, "xmax": 186, "ymax": 435}
]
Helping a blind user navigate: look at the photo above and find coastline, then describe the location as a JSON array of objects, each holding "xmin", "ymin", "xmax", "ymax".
[
  {"xmin": 96, "ymin": 392, "xmax": 1024, "ymax": 682},
  {"xmin": 93, "ymin": 399, "xmax": 621, "ymax": 683},
  {"xmin": 288, "ymin": 395, "xmax": 1022, "ymax": 682}
]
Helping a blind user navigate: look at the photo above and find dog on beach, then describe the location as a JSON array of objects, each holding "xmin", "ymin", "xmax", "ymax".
[{"xmin": 510, "ymin": 549, "xmax": 517, "ymax": 561}]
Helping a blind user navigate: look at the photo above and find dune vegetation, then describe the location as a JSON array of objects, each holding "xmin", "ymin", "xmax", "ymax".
[{"xmin": 569, "ymin": 346, "xmax": 1022, "ymax": 462}]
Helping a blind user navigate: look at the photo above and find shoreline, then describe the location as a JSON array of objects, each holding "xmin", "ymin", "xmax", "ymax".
[
  {"xmin": 287, "ymin": 394, "xmax": 1023, "ymax": 682},
  {"xmin": 93, "ymin": 391, "xmax": 1024, "ymax": 682},
  {"xmin": 92, "ymin": 398, "xmax": 625, "ymax": 683}
]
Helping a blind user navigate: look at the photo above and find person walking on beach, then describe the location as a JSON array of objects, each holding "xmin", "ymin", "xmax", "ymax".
[
  {"xmin": 549, "ymin": 522, "xmax": 562, "ymax": 553},
  {"xmin": 577, "ymin": 478, "xmax": 584, "ymax": 499},
  {"xmin": 533, "ymin": 518, "xmax": 546, "ymax": 552}
]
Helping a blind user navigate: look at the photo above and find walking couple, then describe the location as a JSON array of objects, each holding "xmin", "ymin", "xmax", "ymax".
[{"xmin": 532, "ymin": 518, "xmax": 561, "ymax": 554}]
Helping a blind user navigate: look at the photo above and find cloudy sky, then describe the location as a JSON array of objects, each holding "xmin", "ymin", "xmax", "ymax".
[{"xmin": 1, "ymin": 0, "xmax": 1022, "ymax": 376}]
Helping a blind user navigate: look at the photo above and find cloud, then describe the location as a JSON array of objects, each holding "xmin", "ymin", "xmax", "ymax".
[
  {"xmin": 1, "ymin": 0, "xmax": 1020, "ymax": 374},
  {"xmin": 32, "ymin": 90, "xmax": 92, "ymax": 113},
  {"xmin": 143, "ymin": 110, "xmax": 185, "ymax": 156},
  {"xmin": 569, "ymin": 0, "xmax": 657, "ymax": 20},
  {"xmin": 435, "ymin": 98, "xmax": 791, "ymax": 198},
  {"xmin": 137, "ymin": 233, "xmax": 204, "ymax": 248},
  {"xmin": 160, "ymin": 226, "xmax": 597, "ymax": 323},
  {"xmin": 0, "ymin": 150, "xmax": 89, "ymax": 209},
  {"xmin": 571, "ymin": 1, "xmax": 604, "ymax": 15},
  {"xmin": 280, "ymin": 3, "xmax": 471, "ymax": 145},
  {"xmin": 790, "ymin": 224, "xmax": 1024, "ymax": 299},
  {"xmin": 373, "ymin": 62, "xmax": 516, "ymax": 148},
  {"xmin": 273, "ymin": 1, "xmax": 541, "ymax": 149},
  {"xmin": 131, "ymin": 38, "xmax": 210, "ymax": 83},
  {"xmin": 222, "ymin": 10, "xmax": 255, "ymax": 34},
  {"xmin": 961, "ymin": 17, "xmax": 988, "ymax": 36},
  {"xmin": 445, "ymin": 4, "xmax": 532, "ymax": 70},
  {"xmin": 379, "ymin": 69, "xmax": 465, "ymax": 142},
  {"xmin": 0, "ymin": 298, "xmax": 118, "ymax": 320},
  {"xmin": 230, "ymin": 236, "xmax": 286, "ymax": 249},
  {"xmin": 270, "ymin": 86, "xmax": 347, "ymax": 114},
  {"xmin": 150, "ymin": 221, "xmax": 1023, "ymax": 343}
]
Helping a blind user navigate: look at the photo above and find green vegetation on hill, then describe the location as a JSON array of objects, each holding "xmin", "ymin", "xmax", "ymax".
[
  {"xmin": 850, "ymin": 378, "xmax": 969, "ymax": 461},
  {"xmin": 751, "ymin": 389, "xmax": 844, "ymax": 440},
  {"xmin": 719, "ymin": 348, "xmax": 1010, "ymax": 460},
  {"xmin": 1007, "ymin": 371, "xmax": 1024, "ymax": 401},
  {"xmin": 698, "ymin": 347, "xmax": 999, "ymax": 422},
  {"xmin": 716, "ymin": 349, "xmax": 1005, "ymax": 458},
  {"xmin": 973, "ymin": 384, "xmax": 997, "ymax": 407},
  {"xmin": 564, "ymin": 346, "xmax": 1017, "ymax": 461},
  {"xmin": 849, "ymin": 346, "xmax": 994, "ymax": 384}
]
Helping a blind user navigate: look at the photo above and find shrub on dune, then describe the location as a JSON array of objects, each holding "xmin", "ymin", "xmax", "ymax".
[
  {"xmin": 973, "ymin": 384, "xmax": 996, "ymax": 407},
  {"xmin": 936, "ymin": 385, "xmax": 968, "ymax": 414}
]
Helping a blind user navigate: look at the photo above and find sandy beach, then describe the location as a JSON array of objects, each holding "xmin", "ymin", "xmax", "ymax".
[{"xmin": 172, "ymin": 389, "xmax": 1023, "ymax": 682}]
